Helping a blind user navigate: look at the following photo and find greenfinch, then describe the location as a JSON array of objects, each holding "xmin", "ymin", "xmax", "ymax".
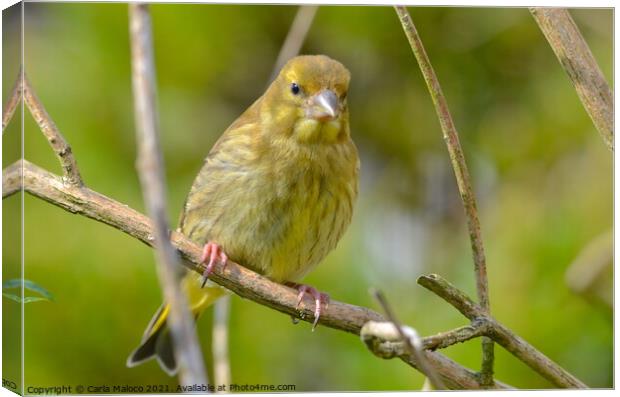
[{"xmin": 127, "ymin": 55, "xmax": 359, "ymax": 375}]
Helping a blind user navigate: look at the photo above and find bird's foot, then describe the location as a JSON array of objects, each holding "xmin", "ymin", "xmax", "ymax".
[
  {"xmin": 200, "ymin": 242, "xmax": 228, "ymax": 288},
  {"xmin": 286, "ymin": 282, "xmax": 330, "ymax": 331}
]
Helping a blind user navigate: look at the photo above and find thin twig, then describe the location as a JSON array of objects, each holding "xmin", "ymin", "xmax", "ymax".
[
  {"xmin": 4, "ymin": 159, "xmax": 509, "ymax": 390},
  {"xmin": 270, "ymin": 5, "xmax": 318, "ymax": 81},
  {"xmin": 422, "ymin": 322, "xmax": 489, "ymax": 351},
  {"xmin": 417, "ymin": 274, "xmax": 587, "ymax": 389},
  {"xmin": 22, "ymin": 75, "xmax": 83, "ymax": 187},
  {"xmin": 530, "ymin": 8, "xmax": 613, "ymax": 151},
  {"xmin": 394, "ymin": 6, "xmax": 494, "ymax": 386},
  {"xmin": 2, "ymin": 66, "xmax": 23, "ymax": 132},
  {"xmin": 372, "ymin": 289, "xmax": 446, "ymax": 389},
  {"xmin": 129, "ymin": 3, "xmax": 207, "ymax": 385},
  {"xmin": 360, "ymin": 320, "xmax": 510, "ymax": 390},
  {"xmin": 213, "ymin": 296, "xmax": 231, "ymax": 391},
  {"xmin": 417, "ymin": 274, "xmax": 481, "ymax": 320}
]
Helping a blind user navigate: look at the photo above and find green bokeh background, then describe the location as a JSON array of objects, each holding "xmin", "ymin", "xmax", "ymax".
[{"xmin": 3, "ymin": 3, "xmax": 613, "ymax": 391}]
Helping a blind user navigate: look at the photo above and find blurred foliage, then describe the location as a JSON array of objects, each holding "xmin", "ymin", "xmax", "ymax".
[{"xmin": 2, "ymin": 3, "xmax": 612, "ymax": 391}]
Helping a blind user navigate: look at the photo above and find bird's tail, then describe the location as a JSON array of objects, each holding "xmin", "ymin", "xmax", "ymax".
[{"xmin": 127, "ymin": 273, "xmax": 226, "ymax": 375}]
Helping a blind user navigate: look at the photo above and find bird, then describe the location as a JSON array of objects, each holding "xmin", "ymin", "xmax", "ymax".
[{"xmin": 127, "ymin": 54, "xmax": 359, "ymax": 375}]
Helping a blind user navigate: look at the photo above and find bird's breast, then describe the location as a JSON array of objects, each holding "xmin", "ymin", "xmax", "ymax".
[
  {"xmin": 214, "ymin": 140, "xmax": 358, "ymax": 283},
  {"xmin": 263, "ymin": 160, "xmax": 356, "ymax": 282}
]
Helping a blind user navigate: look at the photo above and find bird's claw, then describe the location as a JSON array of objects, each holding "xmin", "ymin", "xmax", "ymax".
[
  {"xmin": 200, "ymin": 242, "xmax": 228, "ymax": 288},
  {"xmin": 287, "ymin": 282, "xmax": 330, "ymax": 331}
]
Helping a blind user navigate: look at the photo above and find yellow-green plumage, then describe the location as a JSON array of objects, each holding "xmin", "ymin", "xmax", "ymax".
[{"xmin": 127, "ymin": 55, "xmax": 359, "ymax": 375}]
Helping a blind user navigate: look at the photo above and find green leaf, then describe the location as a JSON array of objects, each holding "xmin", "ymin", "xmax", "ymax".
[
  {"xmin": 2, "ymin": 293, "xmax": 49, "ymax": 303},
  {"xmin": 22, "ymin": 296, "xmax": 50, "ymax": 303},
  {"xmin": 2, "ymin": 279, "xmax": 54, "ymax": 303},
  {"xmin": 2, "ymin": 292, "xmax": 22, "ymax": 303},
  {"xmin": 2, "ymin": 279, "xmax": 21, "ymax": 289},
  {"xmin": 23, "ymin": 280, "xmax": 54, "ymax": 301}
]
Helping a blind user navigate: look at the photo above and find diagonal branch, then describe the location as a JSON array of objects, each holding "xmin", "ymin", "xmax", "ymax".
[
  {"xmin": 422, "ymin": 321, "xmax": 489, "ymax": 351},
  {"xmin": 360, "ymin": 320, "xmax": 510, "ymax": 390},
  {"xmin": 394, "ymin": 6, "xmax": 494, "ymax": 385},
  {"xmin": 417, "ymin": 274, "xmax": 587, "ymax": 389},
  {"xmin": 4, "ymin": 159, "xmax": 508, "ymax": 390},
  {"xmin": 362, "ymin": 274, "xmax": 586, "ymax": 388},
  {"xmin": 129, "ymin": 3, "xmax": 207, "ymax": 385},
  {"xmin": 22, "ymin": 74, "xmax": 83, "ymax": 187},
  {"xmin": 2, "ymin": 67, "xmax": 22, "ymax": 132},
  {"xmin": 5, "ymin": 160, "xmax": 383, "ymax": 333},
  {"xmin": 530, "ymin": 8, "xmax": 613, "ymax": 151}
]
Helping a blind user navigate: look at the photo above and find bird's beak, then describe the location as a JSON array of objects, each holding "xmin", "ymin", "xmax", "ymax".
[{"xmin": 306, "ymin": 90, "xmax": 340, "ymax": 122}]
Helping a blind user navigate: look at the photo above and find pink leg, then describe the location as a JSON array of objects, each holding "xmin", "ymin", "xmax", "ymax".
[
  {"xmin": 200, "ymin": 242, "xmax": 228, "ymax": 288},
  {"xmin": 286, "ymin": 282, "xmax": 330, "ymax": 331}
]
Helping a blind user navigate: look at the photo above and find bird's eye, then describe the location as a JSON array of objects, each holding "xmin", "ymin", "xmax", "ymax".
[{"xmin": 291, "ymin": 83, "xmax": 300, "ymax": 95}]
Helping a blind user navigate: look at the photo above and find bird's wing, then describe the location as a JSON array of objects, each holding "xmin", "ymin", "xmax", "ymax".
[{"xmin": 177, "ymin": 95, "xmax": 264, "ymax": 241}]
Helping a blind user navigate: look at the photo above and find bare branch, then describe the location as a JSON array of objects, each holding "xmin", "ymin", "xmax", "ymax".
[
  {"xmin": 270, "ymin": 5, "xmax": 318, "ymax": 81},
  {"xmin": 394, "ymin": 6, "xmax": 494, "ymax": 385},
  {"xmin": 422, "ymin": 322, "xmax": 489, "ymax": 351},
  {"xmin": 417, "ymin": 274, "xmax": 587, "ymax": 389},
  {"xmin": 2, "ymin": 161, "xmax": 22, "ymax": 199},
  {"xmin": 417, "ymin": 274, "xmax": 483, "ymax": 320},
  {"xmin": 372, "ymin": 289, "xmax": 446, "ymax": 389},
  {"xmin": 22, "ymin": 75, "xmax": 83, "ymax": 187},
  {"xmin": 4, "ymin": 159, "xmax": 514, "ymax": 390},
  {"xmin": 360, "ymin": 321, "xmax": 510, "ymax": 390},
  {"xmin": 530, "ymin": 8, "xmax": 613, "ymax": 151},
  {"xmin": 2, "ymin": 67, "xmax": 22, "ymax": 132},
  {"xmin": 489, "ymin": 319, "xmax": 587, "ymax": 390},
  {"xmin": 129, "ymin": 3, "xmax": 207, "ymax": 385},
  {"xmin": 6, "ymin": 160, "xmax": 383, "ymax": 333}
]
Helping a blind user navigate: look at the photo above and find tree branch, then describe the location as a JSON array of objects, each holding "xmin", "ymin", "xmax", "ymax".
[
  {"xmin": 417, "ymin": 274, "xmax": 587, "ymax": 389},
  {"xmin": 129, "ymin": 3, "xmax": 207, "ymax": 385},
  {"xmin": 360, "ymin": 321, "xmax": 510, "ymax": 390},
  {"xmin": 2, "ymin": 66, "xmax": 22, "ymax": 132},
  {"xmin": 2, "ymin": 162, "xmax": 21, "ymax": 198},
  {"xmin": 5, "ymin": 159, "xmax": 384, "ymax": 333},
  {"xmin": 4, "ymin": 159, "xmax": 510, "ymax": 390},
  {"xmin": 22, "ymin": 74, "xmax": 83, "ymax": 187},
  {"xmin": 394, "ymin": 6, "xmax": 494, "ymax": 386},
  {"xmin": 530, "ymin": 8, "xmax": 613, "ymax": 151},
  {"xmin": 422, "ymin": 321, "xmax": 489, "ymax": 351}
]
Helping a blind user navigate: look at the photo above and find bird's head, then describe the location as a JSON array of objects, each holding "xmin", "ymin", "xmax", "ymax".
[{"xmin": 263, "ymin": 55, "xmax": 351, "ymax": 144}]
